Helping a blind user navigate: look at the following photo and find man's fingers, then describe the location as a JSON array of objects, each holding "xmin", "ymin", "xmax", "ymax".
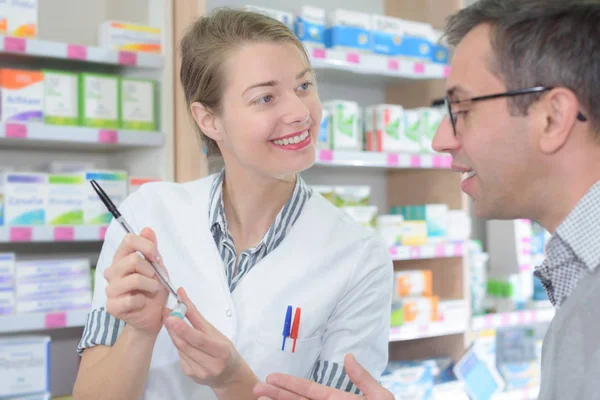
[
  {"xmin": 253, "ymin": 382, "xmax": 311, "ymax": 400},
  {"xmin": 344, "ymin": 354, "xmax": 381, "ymax": 397},
  {"xmin": 265, "ymin": 374, "xmax": 337, "ymax": 400}
]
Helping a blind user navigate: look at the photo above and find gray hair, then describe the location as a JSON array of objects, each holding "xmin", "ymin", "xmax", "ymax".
[{"xmin": 444, "ymin": 0, "xmax": 600, "ymax": 134}]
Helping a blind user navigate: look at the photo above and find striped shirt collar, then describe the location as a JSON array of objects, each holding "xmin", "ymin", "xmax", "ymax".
[{"xmin": 208, "ymin": 169, "xmax": 312, "ymax": 254}]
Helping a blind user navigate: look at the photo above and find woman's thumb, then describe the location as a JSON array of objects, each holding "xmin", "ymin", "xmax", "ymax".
[
  {"xmin": 344, "ymin": 354, "xmax": 382, "ymax": 397},
  {"xmin": 140, "ymin": 227, "xmax": 157, "ymax": 245}
]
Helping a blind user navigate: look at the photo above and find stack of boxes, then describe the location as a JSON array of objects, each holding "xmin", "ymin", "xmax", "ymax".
[
  {"xmin": 312, "ymin": 185, "xmax": 378, "ymax": 229},
  {"xmin": 0, "ymin": 68, "xmax": 158, "ymax": 131}
]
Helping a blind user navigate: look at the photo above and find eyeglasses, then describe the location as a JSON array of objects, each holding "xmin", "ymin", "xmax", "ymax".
[{"xmin": 434, "ymin": 86, "xmax": 588, "ymax": 137}]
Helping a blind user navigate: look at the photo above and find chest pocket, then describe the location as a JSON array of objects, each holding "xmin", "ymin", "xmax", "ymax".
[{"xmin": 248, "ymin": 329, "xmax": 323, "ymax": 381}]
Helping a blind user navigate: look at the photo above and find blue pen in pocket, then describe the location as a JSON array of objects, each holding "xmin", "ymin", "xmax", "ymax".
[{"xmin": 282, "ymin": 305, "xmax": 292, "ymax": 351}]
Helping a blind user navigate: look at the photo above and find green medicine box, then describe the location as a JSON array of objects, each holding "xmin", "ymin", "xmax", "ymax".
[
  {"xmin": 79, "ymin": 73, "xmax": 120, "ymax": 129},
  {"xmin": 119, "ymin": 77, "xmax": 157, "ymax": 131}
]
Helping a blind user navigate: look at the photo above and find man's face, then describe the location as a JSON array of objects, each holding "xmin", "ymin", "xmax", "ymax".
[{"xmin": 433, "ymin": 24, "xmax": 538, "ymax": 219}]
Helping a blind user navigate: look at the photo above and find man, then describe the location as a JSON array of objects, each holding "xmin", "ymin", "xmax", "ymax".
[{"xmin": 254, "ymin": 0, "xmax": 600, "ymax": 399}]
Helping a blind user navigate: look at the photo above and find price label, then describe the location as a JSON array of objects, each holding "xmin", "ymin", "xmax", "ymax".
[
  {"xmin": 386, "ymin": 153, "xmax": 399, "ymax": 167},
  {"xmin": 389, "ymin": 247, "xmax": 397, "ymax": 256},
  {"xmin": 418, "ymin": 325, "xmax": 429, "ymax": 335},
  {"xmin": 318, "ymin": 149, "xmax": 333, "ymax": 162},
  {"xmin": 118, "ymin": 51, "xmax": 137, "ymax": 66},
  {"xmin": 414, "ymin": 63, "xmax": 425, "ymax": 74},
  {"xmin": 388, "ymin": 59, "xmax": 399, "ymax": 71},
  {"xmin": 502, "ymin": 313, "xmax": 510, "ymax": 326},
  {"xmin": 346, "ymin": 52, "xmax": 360, "ymax": 64},
  {"xmin": 10, "ymin": 227, "xmax": 32, "ymax": 242},
  {"xmin": 454, "ymin": 242, "xmax": 464, "ymax": 256},
  {"xmin": 410, "ymin": 155, "xmax": 422, "ymax": 168},
  {"xmin": 443, "ymin": 66, "xmax": 451, "ymax": 77},
  {"xmin": 99, "ymin": 226, "xmax": 108, "ymax": 240},
  {"xmin": 312, "ymin": 48, "xmax": 326, "ymax": 59},
  {"xmin": 518, "ymin": 312, "xmax": 526, "ymax": 325},
  {"xmin": 45, "ymin": 312, "xmax": 67, "ymax": 329},
  {"xmin": 433, "ymin": 155, "xmax": 443, "ymax": 168},
  {"xmin": 410, "ymin": 246, "xmax": 421, "ymax": 259},
  {"xmin": 485, "ymin": 314, "xmax": 493, "ymax": 328},
  {"xmin": 99, "ymin": 130, "xmax": 118, "ymax": 144},
  {"xmin": 435, "ymin": 244, "xmax": 446, "ymax": 257},
  {"xmin": 54, "ymin": 227, "xmax": 74, "ymax": 241},
  {"xmin": 4, "ymin": 36, "xmax": 26, "ymax": 52},
  {"xmin": 67, "ymin": 44, "xmax": 87, "ymax": 60},
  {"xmin": 6, "ymin": 123, "xmax": 27, "ymax": 138}
]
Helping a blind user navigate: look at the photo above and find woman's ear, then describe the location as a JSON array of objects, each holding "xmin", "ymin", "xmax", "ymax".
[{"xmin": 190, "ymin": 102, "xmax": 223, "ymax": 142}]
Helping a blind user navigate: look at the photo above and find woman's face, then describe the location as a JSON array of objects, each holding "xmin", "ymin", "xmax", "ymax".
[{"xmin": 212, "ymin": 41, "xmax": 322, "ymax": 180}]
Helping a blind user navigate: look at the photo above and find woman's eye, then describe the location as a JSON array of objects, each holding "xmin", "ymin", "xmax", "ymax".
[
  {"xmin": 298, "ymin": 81, "xmax": 313, "ymax": 91},
  {"xmin": 255, "ymin": 95, "xmax": 273, "ymax": 105}
]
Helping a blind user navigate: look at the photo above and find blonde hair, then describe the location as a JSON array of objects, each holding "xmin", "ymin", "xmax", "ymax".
[{"xmin": 179, "ymin": 8, "xmax": 311, "ymax": 157}]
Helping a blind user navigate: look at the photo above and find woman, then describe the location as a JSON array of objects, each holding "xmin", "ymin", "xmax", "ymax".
[{"xmin": 73, "ymin": 8, "xmax": 393, "ymax": 400}]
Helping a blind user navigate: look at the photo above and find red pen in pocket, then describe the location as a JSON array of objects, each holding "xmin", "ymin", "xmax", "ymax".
[{"xmin": 290, "ymin": 307, "xmax": 301, "ymax": 353}]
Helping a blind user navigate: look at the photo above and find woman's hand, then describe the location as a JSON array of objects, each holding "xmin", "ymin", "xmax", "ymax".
[
  {"xmin": 253, "ymin": 354, "xmax": 394, "ymax": 400},
  {"xmin": 164, "ymin": 288, "xmax": 258, "ymax": 396},
  {"xmin": 104, "ymin": 227, "xmax": 169, "ymax": 337}
]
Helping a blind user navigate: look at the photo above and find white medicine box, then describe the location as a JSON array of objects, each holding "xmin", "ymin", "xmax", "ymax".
[{"xmin": 0, "ymin": 336, "xmax": 50, "ymax": 398}]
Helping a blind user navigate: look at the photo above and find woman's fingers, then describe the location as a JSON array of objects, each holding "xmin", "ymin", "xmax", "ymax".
[
  {"xmin": 113, "ymin": 229, "xmax": 162, "ymax": 265},
  {"xmin": 107, "ymin": 292, "xmax": 147, "ymax": 316},
  {"xmin": 105, "ymin": 252, "xmax": 157, "ymax": 281},
  {"xmin": 106, "ymin": 273, "xmax": 161, "ymax": 297}
]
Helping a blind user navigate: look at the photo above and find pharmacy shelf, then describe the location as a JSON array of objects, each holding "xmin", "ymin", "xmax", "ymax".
[
  {"xmin": 314, "ymin": 149, "xmax": 453, "ymax": 170},
  {"xmin": 0, "ymin": 35, "xmax": 163, "ymax": 68},
  {"xmin": 493, "ymin": 386, "xmax": 540, "ymax": 400},
  {"xmin": 0, "ymin": 225, "xmax": 108, "ymax": 243},
  {"xmin": 389, "ymin": 320, "xmax": 467, "ymax": 342},
  {"xmin": 471, "ymin": 308, "xmax": 555, "ymax": 331},
  {"xmin": 306, "ymin": 43, "xmax": 449, "ymax": 85},
  {"xmin": 0, "ymin": 310, "xmax": 89, "ymax": 333},
  {"xmin": 0, "ymin": 122, "xmax": 164, "ymax": 151},
  {"xmin": 390, "ymin": 241, "xmax": 466, "ymax": 261}
]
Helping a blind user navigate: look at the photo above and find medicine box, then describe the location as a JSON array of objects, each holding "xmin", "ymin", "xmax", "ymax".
[
  {"xmin": 8, "ymin": 0, "xmax": 37, "ymax": 38},
  {"xmin": 79, "ymin": 73, "xmax": 119, "ymax": 129},
  {"xmin": 16, "ymin": 276, "xmax": 91, "ymax": 300},
  {"xmin": 0, "ymin": 289, "xmax": 15, "ymax": 315},
  {"xmin": 365, "ymin": 104, "xmax": 407, "ymax": 153},
  {"xmin": 0, "ymin": 69, "xmax": 43, "ymax": 123},
  {"xmin": 394, "ymin": 270, "xmax": 433, "ymax": 297},
  {"xmin": 128, "ymin": 176, "xmax": 160, "ymax": 194},
  {"xmin": 317, "ymin": 107, "xmax": 331, "ymax": 149},
  {"xmin": 0, "ymin": 166, "xmax": 14, "ymax": 226},
  {"xmin": 402, "ymin": 109, "xmax": 423, "ymax": 153},
  {"xmin": 402, "ymin": 296, "xmax": 438, "ymax": 324},
  {"xmin": 381, "ymin": 361, "xmax": 434, "ymax": 400},
  {"xmin": 392, "ymin": 204, "xmax": 448, "ymax": 243},
  {"xmin": 0, "ymin": 0, "xmax": 7, "ymax": 35},
  {"xmin": 396, "ymin": 19, "xmax": 433, "ymax": 61},
  {"xmin": 0, "ymin": 252, "xmax": 15, "ymax": 290},
  {"xmin": 83, "ymin": 170, "xmax": 127, "ymax": 225},
  {"xmin": 323, "ymin": 100, "xmax": 362, "ymax": 151},
  {"xmin": 420, "ymin": 107, "xmax": 445, "ymax": 153},
  {"xmin": 16, "ymin": 291, "xmax": 92, "ymax": 314},
  {"xmin": 47, "ymin": 173, "xmax": 85, "ymax": 226},
  {"xmin": 295, "ymin": 6, "xmax": 326, "ymax": 47},
  {"xmin": 119, "ymin": 78, "xmax": 157, "ymax": 131},
  {"xmin": 16, "ymin": 259, "xmax": 90, "ymax": 284},
  {"xmin": 0, "ymin": 336, "xmax": 50, "ymax": 398},
  {"xmin": 370, "ymin": 15, "xmax": 404, "ymax": 56},
  {"xmin": 376, "ymin": 214, "xmax": 404, "ymax": 248},
  {"xmin": 243, "ymin": 5, "xmax": 294, "ymax": 31},
  {"xmin": 43, "ymin": 70, "xmax": 79, "ymax": 126},
  {"xmin": 4, "ymin": 173, "xmax": 48, "ymax": 226},
  {"xmin": 342, "ymin": 205, "xmax": 378, "ymax": 229},
  {"xmin": 98, "ymin": 20, "xmax": 161, "ymax": 53},
  {"xmin": 326, "ymin": 10, "xmax": 371, "ymax": 52},
  {"xmin": 333, "ymin": 185, "xmax": 371, "ymax": 207}
]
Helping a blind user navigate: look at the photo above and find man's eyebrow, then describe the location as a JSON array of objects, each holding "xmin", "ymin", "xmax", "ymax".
[{"xmin": 447, "ymin": 85, "xmax": 471, "ymax": 98}]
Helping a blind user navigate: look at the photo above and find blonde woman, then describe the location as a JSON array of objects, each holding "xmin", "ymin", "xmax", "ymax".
[{"xmin": 73, "ymin": 8, "xmax": 392, "ymax": 400}]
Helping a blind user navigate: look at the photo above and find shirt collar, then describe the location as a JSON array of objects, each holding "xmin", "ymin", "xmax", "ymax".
[
  {"xmin": 208, "ymin": 169, "xmax": 312, "ymax": 252},
  {"xmin": 553, "ymin": 180, "xmax": 600, "ymax": 272}
]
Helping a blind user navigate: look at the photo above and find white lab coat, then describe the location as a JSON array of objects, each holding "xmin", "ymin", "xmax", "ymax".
[{"xmin": 91, "ymin": 174, "xmax": 393, "ymax": 399}]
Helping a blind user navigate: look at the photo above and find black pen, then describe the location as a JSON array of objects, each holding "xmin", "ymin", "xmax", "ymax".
[{"xmin": 90, "ymin": 179, "xmax": 183, "ymax": 304}]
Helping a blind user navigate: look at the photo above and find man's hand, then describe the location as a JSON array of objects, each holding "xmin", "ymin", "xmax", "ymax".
[{"xmin": 253, "ymin": 354, "xmax": 393, "ymax": 400}]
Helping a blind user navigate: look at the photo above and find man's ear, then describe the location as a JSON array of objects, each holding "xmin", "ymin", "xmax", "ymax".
[
  {"xmin": 190, "ymin": 102, "xmax": 222, "ymax": 142},
  {"xmin": 537, "ymin": 88, "xmax": 580, "ymax": 155}
]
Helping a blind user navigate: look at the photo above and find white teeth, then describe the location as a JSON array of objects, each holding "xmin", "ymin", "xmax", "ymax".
[
  {"xmin": 465, "ymin": 170, "xmax": 476, "ymax": 179},
  {"xmin": 272, "ymin": 131, "xmax": 309, "ymax": 146}
]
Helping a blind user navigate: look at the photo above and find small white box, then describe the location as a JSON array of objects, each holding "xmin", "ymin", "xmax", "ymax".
[
  {"xmin": 99, "ymin": 20, "xmax": 161, "ymax": 53},
  {"xmin": 47, "ymin": 173, "xmax": 85, "ymax": 226},
  {"xmin": 0, "ymin": 289, "xmax": 15, "ymax": 315},
  {"xmin": 79, "ymin": 73, "xmax": 119, "ymax": 129},
  {"xmin": 365, "ymin": 104, "xmax": 406, "ymax": 153},
  {"xmin": 295, "ymin": 6, "xmax": 326, "ymax": 47},
  {"xmin": 0, "ymin": 336, "xmax": 50, "ymax": 398},
  {"xmin": 16, "ymin": 276, "xmax": 91, "ymax": 300},
  {"xmin": 322, "ymin": 100, "xmax": 363, "ymax": 151},
  {"xmin": 120, "ymin": 78, "xmax": 157, "ymax": 131},
  {"xmin": 244, "ymin": 5, "xmax": 294, "ymax": 31},
  {"xmin": 7, "ymin": 0, "xmax": 37, "ymax": 38},
  {"xmin": 43, "ymin": 70, "xmax": 79, "ymax": 126},
  {"xmin": 326, "ymin": 9, "xmax": 372, "ymax": 52},
  {"xmin": 16, "ymin": 291, "xmax": 92, "ymax": 314},
  {"xmin": 16, "ymin": 259, "xmax": 90, "ymax": 284},
  {"xmin": 4, "ymin": 173, "xmax": 48, "ymax": 226},
  {"xmin": 403, "ymin": 109, "xmax": 424, "ymax": 153},
  {"xmin": 83, "ymin": 170, "xmax": 127, "ymax": 225},
  {"xmin": 0, "ymin": 253, "xmax": 15, "ymax": 290}
]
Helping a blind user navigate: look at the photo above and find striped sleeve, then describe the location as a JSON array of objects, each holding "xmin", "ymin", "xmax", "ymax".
[
  {"xmin": 311, "ymin": 360, "xmax": 361, "ymax": 394},
  {"xmin": 77, "ymin": 307, "xmax": 125, "ymax": 354}
]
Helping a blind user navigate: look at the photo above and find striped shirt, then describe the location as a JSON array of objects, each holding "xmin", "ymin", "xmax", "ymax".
[{"xmin": 208, "ymin": 169, "xmax": 312, "ymax": 292}]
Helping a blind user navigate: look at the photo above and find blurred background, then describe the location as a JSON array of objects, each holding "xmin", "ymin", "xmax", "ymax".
[{"xmin": 0, "ymin": 1, "xmax": 559, "ymax": 399}]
